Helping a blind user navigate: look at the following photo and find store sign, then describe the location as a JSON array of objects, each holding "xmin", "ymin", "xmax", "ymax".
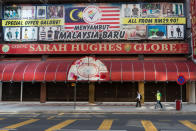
[
  {"xmin": 0, "ymin": 43, "xmax": 189, "ymax": 54},
  {"xmin": 122, "ymin": 17, "xmax": 186, "ymax": 25},
  {"xmin": 191, "ymin": 0, "xmax": 196, "ymax": 60},
  {"xmin": 2, "ymin": 19, "xmax": 64, "ymax": 26}
]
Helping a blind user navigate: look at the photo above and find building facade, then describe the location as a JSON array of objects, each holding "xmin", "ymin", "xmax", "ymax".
[{"xmin": 0, "ymin": 0, "xmax": 196, "ymax": 103}]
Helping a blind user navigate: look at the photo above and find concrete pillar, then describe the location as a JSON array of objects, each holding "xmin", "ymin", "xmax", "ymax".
[
  {"xmin": 189, "ymin": 82, "xmax": 196, "ymax": 103},
  {"xmin": 89, "ymin": 82, "xmax": 95, "ymax": 104},
  {"xmin": 139, "ymin": 82, "xmax": 144, "ymax": 104},
  {"xmin": 20, "ymin": 81, "xmax": 23, "ymax": 102},
  {"xmin": 40, "ymin": 83, "xmax": 46, "ymax": 103},
  {"xmin": 0, "ymin": 82, "xmax": 2, "ymax": 101}
]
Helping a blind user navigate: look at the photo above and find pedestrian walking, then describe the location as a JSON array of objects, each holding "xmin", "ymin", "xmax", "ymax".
[
  {"xmin": 136, "ymin": 91, "xmax": 142, "ymax": 107},
  {"xmin": 156, "ymin": 90, "xmax": 163, "ymax": 109}
]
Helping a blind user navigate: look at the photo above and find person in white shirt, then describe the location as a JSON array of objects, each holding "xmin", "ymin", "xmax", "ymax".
[{"xmin": 136, "ymin": 91, "xmax": 141, "ymax": 107}]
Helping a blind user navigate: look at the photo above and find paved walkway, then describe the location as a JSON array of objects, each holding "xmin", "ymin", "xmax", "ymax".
[{"xmin": 0, "ymin": 102, "xmax": 196, "ymax": 114}]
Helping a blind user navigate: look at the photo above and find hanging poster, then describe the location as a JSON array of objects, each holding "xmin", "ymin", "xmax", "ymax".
[
  {"xmin": 39, "ymin": 26, "xmax": 61, "ymax": 41},
  {"xmin": 37, "ymin": 6, "xmax": 46, "ymax": 19},
  {"xmin": 47, "ymin": 5, "xmax": 64, "ymax": 19},
  {"xmin": 22, "ymin": 27, "xmax": 38, "ymax": 41},
  {"xmin": 62, "ymin": 4, "xmax": 124, "ymax": 41},
  {"xmin": 141, "ymin": 3, "xmax": 161, "ymax": 18},
  {"xmin": 162, "ymin": 3, "xmax": 174, "ymax": 17},
  {"xmin": 148, "ymin": 25, "xmax": 167, "ymax": 39},
  {"xmin": 21, "ymin": 6, "xmax": 36, "ymax": 19},
  {"xmin": 121, "ymin": 4, "xmax": 141, "ymax": 18},
  {"xmin": 4, "ymin": 6, "xmax": 21, "ymax": 19},
  {"xmin": 172, "ymin": 3, "xmax": 184, "ymax": 17},
  {"xmin": 161, "ymin": 3, "xmax": 184, "ymax": 17},
  {"xmin": 4, "ymin": 27, "xmax": 21, "ymax": 41},
  {"xmin": 123, "ymin": 25, "xmax": 146, "ymax": 40},
  {"xmin": 167, "ymin": 25, "xmax": 184, "ymax": 39}
]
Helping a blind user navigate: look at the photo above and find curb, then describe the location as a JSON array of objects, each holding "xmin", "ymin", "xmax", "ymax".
[{"xmin": 1, "ymin": 111, "xmax": 196, "ymax": 115}]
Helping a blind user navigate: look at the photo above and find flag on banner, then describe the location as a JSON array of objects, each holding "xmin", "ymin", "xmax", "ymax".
[{"xmin": 64, "ymin": 5, "xmax": 121, "ymax": 31}]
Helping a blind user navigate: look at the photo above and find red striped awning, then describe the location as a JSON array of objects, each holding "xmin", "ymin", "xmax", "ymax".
[
  {"xmin": 102, "ymin": 60, "xmax": 196, "ymax": 82},
  {"xmin": 0, "ymin": 60, "xmax": 196, "ymax": 82}
]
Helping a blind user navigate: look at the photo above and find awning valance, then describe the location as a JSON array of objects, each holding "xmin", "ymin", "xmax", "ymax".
[{"xmin": 0, "ymin": 60, "xmax": 196, "ymax": 82}]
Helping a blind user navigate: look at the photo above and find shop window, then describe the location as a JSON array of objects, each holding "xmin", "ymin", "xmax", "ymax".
[
  {"xmin": 144, "ymin": 82, "xmax": 186, "ymax": 102},
  {"xmin": 2, "ymin": 82, "xmax": 21, "ymax": 101},
  {"xmin": 75, "ymin": 83, "xmax": 89, "ymax": 101},
  {"xmin": 23, "ymin": 82, "xmax": 40, "ymax": 101},
  {"xmin": 95, "ymin": 82, "xmax": 138, "ymax": 102},
  {"xmin": 46, "ymin": 82, "xmax": 77, "ymax": 101}
]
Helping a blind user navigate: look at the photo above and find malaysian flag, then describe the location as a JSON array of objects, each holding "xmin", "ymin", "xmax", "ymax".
[{"xmin": 64, "ymin": 5, "xmax": 121, "ymax": 31}]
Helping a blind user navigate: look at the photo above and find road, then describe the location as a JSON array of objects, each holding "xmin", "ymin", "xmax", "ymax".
[{"xmin": 0, "ymin": 113, "xmax": 195, "ymax": 131}]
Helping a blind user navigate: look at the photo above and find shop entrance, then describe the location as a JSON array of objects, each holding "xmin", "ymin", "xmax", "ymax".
[{"xmin": 95, "ymin": 82, "xmax": 138, "ymax": 102}]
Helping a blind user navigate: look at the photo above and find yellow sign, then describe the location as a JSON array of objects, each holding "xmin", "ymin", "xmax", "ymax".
[
  {"xmin": 122, "ymin": 17, "xmax": 186, "ymax": 24},
  {"xmin": 2, "ymin": 19, "xmax": 64, "ymax": 26}
]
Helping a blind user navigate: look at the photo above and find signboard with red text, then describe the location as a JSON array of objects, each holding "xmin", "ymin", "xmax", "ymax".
[{"xmin": 0, "ymin": 43, "xmax": 188, "ymax": 54}]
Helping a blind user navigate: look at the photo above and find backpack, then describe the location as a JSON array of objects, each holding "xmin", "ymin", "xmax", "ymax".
[{"xmin": 140, "ymin": 94, "xmax": 142, "ymax": 100}]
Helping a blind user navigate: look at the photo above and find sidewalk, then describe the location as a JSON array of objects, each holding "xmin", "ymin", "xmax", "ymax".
[{"xmin": 0, "ymin": 102, "xmax": 196, "ymax": 114}]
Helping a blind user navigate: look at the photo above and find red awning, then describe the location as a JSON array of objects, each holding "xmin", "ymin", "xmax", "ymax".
[
  {"xmin": 0, "ymin": 60, "xmax": 196, "ymax": 82},
  {"xmin": 102, "ymin": 60, "xmax": 196, "ymax": 82}
]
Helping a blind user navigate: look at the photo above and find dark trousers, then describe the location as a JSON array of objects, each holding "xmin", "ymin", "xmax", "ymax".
[
  {"xmin": 136, "ymin": 99, "xmax": 141, "ymax": 107},
  {"xmin": 157, "ymin": 100, "xmax": 163, "ymax": 108}
]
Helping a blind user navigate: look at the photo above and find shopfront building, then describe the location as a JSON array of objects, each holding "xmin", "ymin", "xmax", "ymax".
[{"xmin": 0, "ymin": 0, "xmax": 196, "ymax": 103}]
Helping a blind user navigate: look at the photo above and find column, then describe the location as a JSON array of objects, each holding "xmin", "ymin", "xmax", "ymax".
[
  {"xmin": 40, "ymin": 83, "xmax": 46, "ymax": 103},
  {"xmin": 139, "ymin": 82, "xmax": 144, "ymax": 104},
  {"xmin": 189, "ymin": 82, "xmax": 196, "ymax": 103},
  {"xmin": 20, "ymin": 81, "xmax": 23, "ymax": 102},
  {"xmin": 0, "ymin": 82, "xmax": 2, "ymax": 101},
  {"xmin": 186, "ymin": 82, "xmax": 190, "ymax": 102},
  {"xmin": 89, "ymin": 82, "xmax": 95, "ymax": 104}
]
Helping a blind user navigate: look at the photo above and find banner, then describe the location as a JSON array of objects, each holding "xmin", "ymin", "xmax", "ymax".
[
  {"xmin": 63, "ymin": 4, "xmax": 121, "ymax": 40},
  {"xmin": 191, "ymin": 0, "xmax": 196, "ymax": 59},
  {"xmin": 0, "ymin": 43, "xmax": 189, "ymax": 54},
  {"xmin": 148, "ymin": 25, "xmax": 167, "ymax": 40},
  {"xmin": 2, "ymin": 19, "xmax": 64, "ymax": 26},
  {"xmin": 167, "ymin": 25, "xmax": 184, "ymax": 39},
  {"xmin": 2, "ymin": 3, "xmax": 186, "ymax": 41},
  {"xmin": 122, "ymin": 17, "xmax": 186, "ymax": 24}
]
